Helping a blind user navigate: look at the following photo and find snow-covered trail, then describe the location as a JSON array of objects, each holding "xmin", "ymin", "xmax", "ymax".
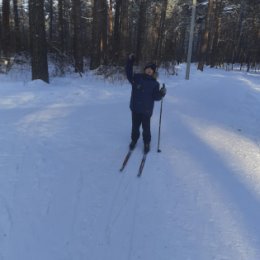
[{"xmin": 0, "ymin": 67, "xmax": 260, "ymax": 260}]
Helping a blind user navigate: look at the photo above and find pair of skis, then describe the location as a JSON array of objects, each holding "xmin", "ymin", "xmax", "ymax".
[{"xmin": 119, "ymin": 149, "xmax": 147, "ymax": 177}]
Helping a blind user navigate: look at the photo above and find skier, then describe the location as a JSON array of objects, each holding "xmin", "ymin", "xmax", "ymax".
[{"xmin": 125, "ymin": 54, "xmax": 166, "ymax": 154}]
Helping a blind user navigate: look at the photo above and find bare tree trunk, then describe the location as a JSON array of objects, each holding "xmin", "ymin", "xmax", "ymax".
[
  {"xmin": 154, "ymin": 0, "xmax": 168, "ymax": 64},
  {"xmin": 209, "ymin": 0, "xmax": 223, "ymax": 67},
  {"xmin": 197, "ymin": 0, "xmax": 214, "ymax": 71},
  {"xmin": 0, "ymin": 8, "xmax": 2, "ymax": 55},
  {"xmin": 254, "ymin": 2, "xmax": 260, "ymax": 66},
  {"xmin": 29, "ymin": 0, "xmax": 49, "ymax": 83},
  {"xmin": 119, "ymin": 0, "xmax": 129, "ymax": 64},
  {"xmin": 72, "ymin": 0, "xmax": 84, "ymax": 73},
  {"xmin": 2, "ymin": 0, "xmax": 11, "ymax": 56},
  {"xmin": 20, "ymin": 0, "xmax": 28, "ymax": 51},
  {"xmin": 49, "ymin": 0, "xmax": 53, "ymax": 42},
  {"xmin": 108, "ymin": 0, "xmax": 113, "ymax": 60},
  {"xmin": 101, "ymin": 0, "xmax": 108, "ymax": 64},
  {"xmin": 136, "ymin": 0, "xmax": 147, "ymax": 64},
  {"xmin": 90, "ymin": 0, "xmax": 101, "ymax": 69},
  {"xmin": 112, "ymin": 0, "xmax": 122, "ymax": 62},
  {"xmin": 108, "ymin": 0, "xmax": 113, "ymax": 38},
  {"xmin": 90, "ymin": 0, "xmax": 108, "ymax": 70},
  {"xmin": 58, "ymin": 0, "xmax": 65, "ymax": 53},
  {"xmin": 13, "ymin": 0, "xmax": 21, "ymax": 52}
]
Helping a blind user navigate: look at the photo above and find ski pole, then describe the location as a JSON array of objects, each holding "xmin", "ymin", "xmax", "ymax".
[{"xmin": 157, "ymin": 84, "xmax": 165, "ymax": 153}]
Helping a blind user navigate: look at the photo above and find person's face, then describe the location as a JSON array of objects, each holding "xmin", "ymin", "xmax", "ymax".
[{"xmin": 144, "ymin": 67, "xmax": 154, "ymax": 76}]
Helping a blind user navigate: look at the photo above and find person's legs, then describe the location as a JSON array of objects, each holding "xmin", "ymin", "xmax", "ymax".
[
  {"xmin": 141, "ymin": 115, "xmax": 151, "ymax": 147},
  {"xmin": 130, "ymin": 112, "xmax": 142, "ymax": 148}
]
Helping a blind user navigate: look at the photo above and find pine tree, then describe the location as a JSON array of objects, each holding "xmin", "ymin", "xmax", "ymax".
[
  {"xmin": 2, "ymin": 0, "xmax": 11, "ymax": 56},
  {"xmin": 13, "ymin": 0, "xmax": 21, "ymax": 52},
  {"xmin": 90, "ymin": 0, "xmax": 108, "ymax": 69},
  {"xmin": 29, "ymin": 0, "xmax": 49, "ymax": 83},
  {"xmin": 72, "ymin": 0, "xmax": 84, "ymax": 73}
]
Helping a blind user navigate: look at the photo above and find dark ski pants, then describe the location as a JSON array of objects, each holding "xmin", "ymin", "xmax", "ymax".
[{"xmin": 131, "ymin": 112, "xmax": 151, "ymax": 144}]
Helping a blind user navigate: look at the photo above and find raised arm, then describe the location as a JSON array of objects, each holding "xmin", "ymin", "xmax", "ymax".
[{"xmin": 125, "ymin": 54, "xmax": 135, "ymax": 84}]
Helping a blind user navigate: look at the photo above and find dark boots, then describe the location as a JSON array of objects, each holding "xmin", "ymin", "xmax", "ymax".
[
  {"xmin": 129, "ymin": 141, "xmax": 150, "ymax": 154},
  {"xmin": 144, "ymin": 143, "xmax": 150, "ymax": 154},
  {"xmin": 129, "ymin": 140, "xmax": 137, "ymax": 150}
]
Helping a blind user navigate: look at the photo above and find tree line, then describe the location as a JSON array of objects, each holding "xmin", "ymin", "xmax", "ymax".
[{"xmin": 0, "ymin": 0, "xmax": 259, "ymax": 82}]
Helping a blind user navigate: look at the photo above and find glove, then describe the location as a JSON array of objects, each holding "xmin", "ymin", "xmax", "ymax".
[
  {"xmin": 128, "ymin": 53, "xmax": 135, "ymax": 62},
  {"xmin": 160, "ymin": 85, "xmax": 167, "ymax": 97}
]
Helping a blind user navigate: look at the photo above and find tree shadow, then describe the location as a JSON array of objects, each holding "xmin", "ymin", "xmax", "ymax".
[{"xmin": 163, "ymin": 104, "xmax": 260, "ymax": 257}]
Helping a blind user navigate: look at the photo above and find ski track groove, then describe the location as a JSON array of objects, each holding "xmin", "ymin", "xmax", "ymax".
[
  {"xmin": 105, "ymin": 151, "xmax": 141, "ymax": 249},
  {"xmin": 67, "ymin": 169, "xmax": 85, "ymax": 258},
  {"xmin": 105, "ymin": 172, "xmax": 128, "ymax": 244},
  {"xmin": 127, "ymin": 179, "xmax": 141, "ymax": 260},
  {"xmin": 0, "ymin": 195, "xmax": 13, "ymax": 260}
]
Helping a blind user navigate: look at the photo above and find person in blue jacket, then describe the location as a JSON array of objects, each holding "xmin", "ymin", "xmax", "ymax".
[{"xmin": 125, "ymin": 54, "xmax": 166, "ymax": 153}]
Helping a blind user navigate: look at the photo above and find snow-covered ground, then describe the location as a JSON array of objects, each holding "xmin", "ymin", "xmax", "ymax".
[{"xmin": 0, "ymin": 65, "xmax": 260, "ymax": 260}]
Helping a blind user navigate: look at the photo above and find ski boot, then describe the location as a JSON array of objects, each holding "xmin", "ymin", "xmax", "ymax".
[
  {"xmin": 144, "ymin": 143, "xmax": 150, "ymax": 154},
  {"xmin": 129, "ymin": 140, "xmax": 137, "ymax": 150}
]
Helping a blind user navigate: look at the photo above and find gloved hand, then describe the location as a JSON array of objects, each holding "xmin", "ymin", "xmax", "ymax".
[
  {"xmin": 128, "ymin": 53, "xmax": 135, "ymax": 62},
  {"xmin": 160, "ymin": 85, "xmax": 167, "ymax": 97}
]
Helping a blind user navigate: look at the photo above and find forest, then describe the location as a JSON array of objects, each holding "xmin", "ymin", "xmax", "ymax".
[{"xmin": 0, "ymin": 0, "xmax": 259, "ymax": 82}]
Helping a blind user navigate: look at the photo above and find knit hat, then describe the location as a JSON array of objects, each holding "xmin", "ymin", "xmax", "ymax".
[{"xmin": 144, "ymin": 63, "xmax": 157, "ymax": 73}]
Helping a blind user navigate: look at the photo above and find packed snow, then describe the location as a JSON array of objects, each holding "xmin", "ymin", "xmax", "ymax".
[{"xmin": 0, "ymin": 65, "xmax": 260, "ymax": 260}]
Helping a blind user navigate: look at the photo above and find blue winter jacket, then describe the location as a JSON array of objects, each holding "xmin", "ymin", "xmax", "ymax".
[{"xmin": 125, "ymin": 58, "xmax": 162, "ymax": 117}]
